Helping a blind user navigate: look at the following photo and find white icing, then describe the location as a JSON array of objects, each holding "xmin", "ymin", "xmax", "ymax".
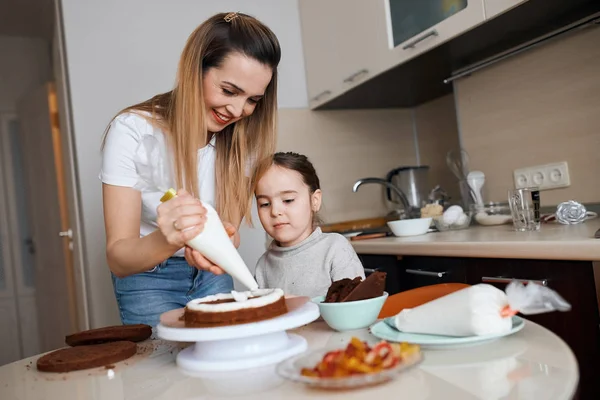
[
  {"xmin": 231, "ymin": 290, "xmax": 248, "ymax": 302},
  {"xmin": 186, "ymin": 288, "xmax": 284, "ymax": 313}
]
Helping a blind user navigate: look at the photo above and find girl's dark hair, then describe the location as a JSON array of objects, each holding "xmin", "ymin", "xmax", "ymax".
[
  {"xmin": 272, "ymin": 152, "xmax": 323, "ymax": 226},
  {"xmin": 273, "ymin": 152, "xmax": 320, "ymax": 193}
]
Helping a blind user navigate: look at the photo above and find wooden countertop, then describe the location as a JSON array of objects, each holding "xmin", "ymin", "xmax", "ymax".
[{"xmin": 350, "ymin": 219, "xmax": 600, "ymax": 261}]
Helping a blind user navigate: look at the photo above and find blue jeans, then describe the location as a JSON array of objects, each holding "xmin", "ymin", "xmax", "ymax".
[{"xmin": 111, "ymin": 257, "xmax": 233, "ymax": 326}]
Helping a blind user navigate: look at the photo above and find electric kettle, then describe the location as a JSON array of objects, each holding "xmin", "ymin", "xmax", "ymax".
[{"xmin": 385, "ymin": 166, "xmax": 430, "ymax": 210}]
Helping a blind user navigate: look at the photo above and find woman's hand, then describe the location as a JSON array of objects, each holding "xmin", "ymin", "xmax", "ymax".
[
  {"xmin": 184, "ymin": 221, "xmax": 240, "ymax": 275},
  {"xmin": 156, "ymin": 189, "xmax": 207, "ymax": 249}
]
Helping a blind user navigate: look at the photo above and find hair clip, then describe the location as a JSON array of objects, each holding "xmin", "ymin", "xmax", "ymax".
[{"xmin": 224, "ymin": 12, "xmax": 239, "ymax": 23}]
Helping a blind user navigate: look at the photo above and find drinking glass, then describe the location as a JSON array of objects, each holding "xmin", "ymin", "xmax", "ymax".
[{"xmin": 508, "ymin": 187, "xmax": 541, "ymax": 231}]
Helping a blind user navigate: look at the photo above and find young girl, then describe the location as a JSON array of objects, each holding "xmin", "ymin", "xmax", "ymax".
[{"xmin": 254, "ymin": 152, "xmax": 365, "ymax": 298}]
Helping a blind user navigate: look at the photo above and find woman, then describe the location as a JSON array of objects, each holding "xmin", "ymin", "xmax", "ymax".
[{"xmin": 100, "ymin": 12, "xmax": 281, "ymax": 326}]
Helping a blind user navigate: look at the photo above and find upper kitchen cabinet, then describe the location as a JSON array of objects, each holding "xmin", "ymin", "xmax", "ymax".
[
  {"xmin": 387, "ymin": 0, "xmax": 484, "ymax": 64},
  {"xmin": 299, "ymin": 0, "xmax": 485, "ymax": 109},
  {"xmin": 299, "ymin": 0, "xmax": 600, "ymax": 109},
  {"xmin": 298, "ymin": 0, "xmax": 392, "ymax": 108},
  {"xmin": 483, "ymin": 0, "xmax": 528, "ymax": 19}
]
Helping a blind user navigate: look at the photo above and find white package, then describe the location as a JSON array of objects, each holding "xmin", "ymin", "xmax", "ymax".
[
  {"xmin": 391, "ymin": 284, "xmax": 512, "ymax": 337},
  {"xmin": 390, "ymin": 282, "xmax": 570, "ymax": 337}
]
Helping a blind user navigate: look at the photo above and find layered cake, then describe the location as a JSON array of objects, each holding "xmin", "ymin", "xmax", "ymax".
[
  {"xmin": 65, "ymin": 324, "xmax": 152, "ymax": 346},
  {"xmin": 324, "ymin": 271, "xmax": 386, "ymax": 303},
  {"xmin": 37, "ymin": 341, "xmax": 137, "ymax": 373},
  {"xmin": 184, "ymin": 288, "xmax": 288, "ymax": 327}
]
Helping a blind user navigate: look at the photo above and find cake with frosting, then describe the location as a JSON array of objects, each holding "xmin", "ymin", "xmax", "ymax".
[
  {"xmin": 324, "ymin": 271, "xmax": 386, "ymax": 303},
  {"xmin": 184, "ymin": 288, "xmax": 288, "ymax": 327}
]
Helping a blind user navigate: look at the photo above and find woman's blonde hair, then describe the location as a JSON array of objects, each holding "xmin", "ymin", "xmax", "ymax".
[{"xmin": 105, "ymin": 12, "xmax": 280, "ymax": 226}]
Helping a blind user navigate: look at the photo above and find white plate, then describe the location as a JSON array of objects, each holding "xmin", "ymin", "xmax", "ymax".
[
  {"xmin": 276, "ymin": 344, "xmax": 423, "ymax": 389},
  {"xmin": 369, "ymin": 316, "xmax": 525, "ymax": 349}
]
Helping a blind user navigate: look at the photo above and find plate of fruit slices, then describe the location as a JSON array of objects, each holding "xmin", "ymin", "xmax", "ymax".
[{"xmin": 276, "ymin": 337, "xmax": 423, "ymax": 389}]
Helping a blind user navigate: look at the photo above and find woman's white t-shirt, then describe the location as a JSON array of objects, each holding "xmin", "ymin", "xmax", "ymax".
[{"xmin": 100, "ymin": 112, "xmax": 216, "ymax": 257}]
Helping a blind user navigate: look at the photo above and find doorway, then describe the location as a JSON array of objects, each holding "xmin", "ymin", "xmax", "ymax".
[{"xmin": 0, "ymin": 0, "xmax": 88, "ymax": 365}]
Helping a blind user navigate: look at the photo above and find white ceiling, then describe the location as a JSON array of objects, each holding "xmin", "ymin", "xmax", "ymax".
[{"xmin": 0, "ymin": 0, "xmax": 55, "ymax": 39}]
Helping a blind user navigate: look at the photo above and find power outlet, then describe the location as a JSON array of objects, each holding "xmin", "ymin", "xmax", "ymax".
[{"xmin": 513, "ymin": 161, "xmax": 570, "ymax": 190}]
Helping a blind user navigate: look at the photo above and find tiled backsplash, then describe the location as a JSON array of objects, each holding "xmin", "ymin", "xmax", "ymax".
[
  {"xmin": 277, "ymin": 97, "xmax": 461, "ymax": 223},
  {"xmin": 277, "ymin": 108, "xmax": 415, "ymax": 223},
  {"xmin": 277, "ymin": 27, "xmax": 600, "ymax": 223},
  {"xmin": 414, "ymin": 95, "xmax": 461, "ymax": 203},
  {"xmin": 454, "ymin": 27, "xmax": 600, "ymax": 206}
]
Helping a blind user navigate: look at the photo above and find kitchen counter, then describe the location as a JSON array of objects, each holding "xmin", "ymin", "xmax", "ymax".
[
  {"xmin": 0, "ymin": 320, "xmax": 579, "ymax": 400},
  {"xmin": 351, "ymin": 219, "xmax": 600, "ymax": 261}
]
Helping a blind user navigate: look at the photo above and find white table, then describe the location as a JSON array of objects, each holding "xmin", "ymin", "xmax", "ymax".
[{"xmin": 0, "ymin": 320, "xmax": 578, "ymax": 400}]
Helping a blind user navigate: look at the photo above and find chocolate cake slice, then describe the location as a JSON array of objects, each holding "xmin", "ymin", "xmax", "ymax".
[
  {"xmin": 324, "ymin": 272, "xmax": 386, "ymax": 303},
  {"xmin": 324, "ymin": 277, "xmax": 361, "ymax": 303},
  {"xmin": 343, "ymin": 271, "xmax": 386, "ymax": 302},
  {"xmin": 37, "ymin": 341, "xmax": 137, "ymax": 373},
  {"xmin": 65, "ymin": 324, "xmax": 152, "ymax": 346}
]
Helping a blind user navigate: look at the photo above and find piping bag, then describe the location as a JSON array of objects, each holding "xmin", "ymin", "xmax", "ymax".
[
  {"xmin": 159, "ymin": 188, "xmax": 258, "ymax": 290},
  {"xmin": 385, "ymin": 281, "xmax": 571, "ymax": 337},
  {"xmin": 133, "ymin": 134, "xmax": 259, "ymax": 290}
]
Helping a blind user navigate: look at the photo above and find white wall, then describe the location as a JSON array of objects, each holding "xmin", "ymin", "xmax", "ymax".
[
  {"xmin": 0, "ymin": 36, "xmax": 51, "ymax": 112},
  {"xmin": 60, "ymin": 0, "xmax": 308, "ymax": 326}
]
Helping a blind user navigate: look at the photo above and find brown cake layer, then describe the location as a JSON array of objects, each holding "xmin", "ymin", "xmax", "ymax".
[
  {"xmin": 37, "ymin": 341, "xmax": 137, "ymax": 373},
  {"xmin": 324, "ymin": 271, "xmax": 387, "ymax": 303},
  {"xmin": 184, "ymin": 296, "xmax": 288, "ymax": 327},
  {"xmin": 65, "ymin": 324, "xmax": 152, "ymax": 346}
]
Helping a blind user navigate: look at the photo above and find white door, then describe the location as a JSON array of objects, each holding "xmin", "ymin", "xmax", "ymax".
[
  {"xmin": 0, "ymin": 120, "xmax": 22, "ymax": 364},
  {"xmin": 0, "ymin": 113, "xmax": 44, "ymax": 364},
  {"xmin": 16, "ymin": 83, "xmax": 79, "ymax": 352}
]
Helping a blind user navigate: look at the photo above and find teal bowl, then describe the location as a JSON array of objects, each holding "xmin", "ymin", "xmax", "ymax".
[{"xmin": 311, "ymin": 292, "xmax": 389, "ymax": 332}]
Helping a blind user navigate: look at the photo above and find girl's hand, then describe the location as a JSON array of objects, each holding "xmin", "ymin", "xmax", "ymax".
[
  {"xmin": 156, "ymin": 189, "xmax": 207, "ymax": 249},
  {"xmin": 184, "ymin": 221, "xmax": 239, "ymax": 275}
]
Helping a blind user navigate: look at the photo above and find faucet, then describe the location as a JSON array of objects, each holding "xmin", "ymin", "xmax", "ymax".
[{"xmin": 352, "ymin": 178, "xmax": 416, "ymax": 218}]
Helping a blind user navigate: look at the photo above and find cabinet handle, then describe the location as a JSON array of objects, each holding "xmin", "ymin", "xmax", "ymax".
[
  {"xmin": 310, "ymin": 90, "xmax": 331, "ymax": 102},
  {"xmin": 406, "ymin": 269, "xmax": 447, "ymax": 278},
  {"xmin": 364, "ymin": 268, "xmax": 379, "ymax": 274},
  {"xmin": 481, "ymin": 276, "xmax": 548, "ymax": 286},
  {"xmin": 402, "ymin": 30, "xmax": 439, "ymax": 50},
  {"xmin": 343, "ymin": 69, "xmax": 368, "ymax": 83}
]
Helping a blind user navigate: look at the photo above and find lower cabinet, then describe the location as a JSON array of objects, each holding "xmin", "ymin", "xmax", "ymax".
[
  {"xmin": 358, "ymin": 254, "xmax": 402, "ymax": 296},
  {"xmin": 357, "ymin": 253, "xmax": 600, "ymax": 399},
  {"xmin": 462, "ymin": 257, "xmax": 599, "ymax": 400}
]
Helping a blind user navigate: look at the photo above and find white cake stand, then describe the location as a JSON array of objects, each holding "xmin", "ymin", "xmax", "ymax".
[{"xmin": 156, "ymin": 297, "xmax": 320, "ymax": 372}]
